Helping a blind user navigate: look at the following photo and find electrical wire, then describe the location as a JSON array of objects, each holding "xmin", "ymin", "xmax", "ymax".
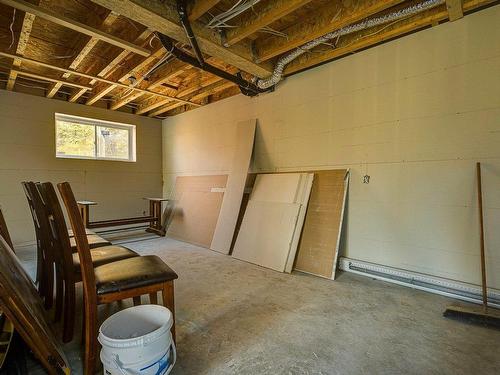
[
  {"xmin": 8, "ymin": 9, "xmax": 16, "ymax": 50},
  {"xmin": 258, "ymin": 26, "xmax": 288, "ymax": 38},
  {"xmin": 206, "ymin": 0, "xmax": 261, "ymax": 29}
]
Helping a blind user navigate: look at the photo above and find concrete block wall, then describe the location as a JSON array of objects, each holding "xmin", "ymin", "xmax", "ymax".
[
  {"xmin": 163, "ymin": 6, "xmax": 500, "ymax": 288},
  {"xmin": 0, "ymin": 91, "xmax": 163, "ymax": 245}
]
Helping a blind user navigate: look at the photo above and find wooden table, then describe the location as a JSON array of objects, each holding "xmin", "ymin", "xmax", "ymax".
[{"xmin": 77, "ymin": 198, "xmax": 169, "ymax": 236}]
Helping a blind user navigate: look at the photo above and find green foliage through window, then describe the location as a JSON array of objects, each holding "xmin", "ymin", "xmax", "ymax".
[{"xmin": 55, "ymin": 114, "xmax": 135, "ymax": 162}]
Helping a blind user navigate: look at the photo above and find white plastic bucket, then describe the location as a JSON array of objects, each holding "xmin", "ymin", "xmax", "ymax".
[{"xmin": 98, "ymin": 305, "xmax": 176, "ymax": 375}]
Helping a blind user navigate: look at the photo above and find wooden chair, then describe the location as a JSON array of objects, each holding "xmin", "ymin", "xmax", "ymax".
[
  {"xmin": 22, "ymin": 182, "xmax": 55, "ymax": 309},
  {"xmin": 0, "ymin": 235, "xmax": 69, "ymax": 374},
  {"xmin": 36, "ymin": 182, "xmax": 139, "ymax": 343},
  {"xmin": 58, "ymin": 182, "xmax": 178, "ymax": 374},
  {"xmin": 0, "ymin": 206, "xmax": 13, "ymax": 250}
]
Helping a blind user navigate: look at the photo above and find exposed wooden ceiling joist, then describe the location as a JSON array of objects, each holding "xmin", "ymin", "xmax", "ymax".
[
  {"xmin": 69, "ymin": 87, "xmax": 87, "ymax": 102},
  {"xmin": 89, "ymin": 0, "xmax": 273, "ymax": 78},
  {"xmin": 6, "ymin": 9, "xmax": 35, "ymax": 90},
  {"xmin": 0, "ymin": 51, "xmax": 199, "ymax": 106},
  {"xmin": 224, "ymin": 0, "xmax": 314, "ymax": 47},
  {"xmin": 47, "ymin": 11, "xmax": 120, "ymax": 99},
  {"xmin": 284, "ymin": 0, "xmax": 494, "ymax": 75},
  {"xmin": 148, "ymin": 79, "xmax": 234, "ymax": 117},
  {"xmin": 85, "ymin": 29, "xmax": 155, "ymax": 104},
  {"xmin": 254, "ymin": 0, "xmax": 404, "ymax": 63},
  {"xmin": 189, "ymin": 0, "xmax": 222, "ymax": 21},
  {"xmin": 0, "ymin": 0, "xmax": 151, "ymax": 57},
  {"xmin": 9, "ymin": 68, "xmax": 91, "ymax": 89},
  {"xmin": 93, "ymin": 28, "xmax": 153, "ymax": 82},
  {"xmin": 446, "ymin": 0, "xmax": 464, "ymax": 20},
  {"xmin": 110, "ymin": 90, "xmax": 145, "ymax": 110}
]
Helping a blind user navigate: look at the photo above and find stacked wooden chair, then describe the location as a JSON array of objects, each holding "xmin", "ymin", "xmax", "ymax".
[{"xmin": 15, "ymin": 181, "xmax": 178, "ymax": 374}]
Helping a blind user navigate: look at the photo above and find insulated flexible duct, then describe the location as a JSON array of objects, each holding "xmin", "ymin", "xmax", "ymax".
[{"xmin": 256, "ymin": 0, "xmax": 445, "ymax": 89}]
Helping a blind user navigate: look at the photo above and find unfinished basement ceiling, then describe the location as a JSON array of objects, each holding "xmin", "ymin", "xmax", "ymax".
[{"xmin": 0, "ymin": 0, "xmax": 496, "ymax": 118}]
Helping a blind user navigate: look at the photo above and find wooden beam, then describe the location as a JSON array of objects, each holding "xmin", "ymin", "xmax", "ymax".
[
  {"xmin": 0, "ymin": 51, "xmax": 199, "ymax": 106},
  {"xmin": 6, "ymin": 11, "xmax": 35, "ymax": 90},
  {"xmin": 147, "ymin": 60, "xmax": 186, "ymax": 90},
  {"xmin": 189, "ymin": 0, "xmax": 222, "ymax": 21},
  {"xmin": 85, "ymin": 29, "xmax": 153, "ymax": 103},
  {"xmin": 94, "ymin": 29, "xmax": 153, "ymax": 82},
  {"xmin": 86, "ymin": 84, "xmax": 115, "ymax": 105},
  {"xmin": 46, "ymin": 83, "xmax": 62, "ymax": 98},
  {"xmin": 147, "ymin": 80, "xmax": 231, "ymax": 117},
  {"xmin": 224, "ymin": 0, "xmax": 314, "ymax": 47},
  {"xmin": 90, "ymin": 0, "xmax": 272, "ymax": 78},
  {"xmin": 9, "ymin": 69, "xmax": 92, "ymax": 90},
  {"xmin": 47, "ymin": 12, "xmax": 120, "ymax": 99},
  {"xmin": 110, "ymin": 90, "xmax": 145, "ymax": 110},
  {"xmin": 284, "ymin": 0, "xmax": 493, "ymax": 75},
  {"xmin": 147, "ymin": 76, "xmax": 233, "ymax": 117},
  {"xmin": 0, "ymin": 0, "xmax": 150, "ymax": 57},
  {"xmin": 446, "ymin": 0, "xmax": 464, "ymax": 20},
  {"xmin": 254, "ymin": 0, "xmax": 404, "ymax": 63},
  {"xmin": 87, "ymin": 47, "xmax": 166, "ymax": 105},
  {"xmin": 137, "ymin": 73, "xmax": 220, "ymax": 115},
  {"xmin": 69, "ymin": 88, "xmax": 87, "ymax": 102}
]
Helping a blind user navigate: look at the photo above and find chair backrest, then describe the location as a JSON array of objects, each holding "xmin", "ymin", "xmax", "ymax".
[
  {"xmin": 23, "ymin": 182, "xmax": 54, "ymax": 263},
  {"xmin": 0, "ymin": 236, "xmax": 69, "ymax": 374},
  {"xmin": 0, "ymin": 206, "xmax": 13, "ymax": 250},
  {"xmin": 21, "ymin": 182, "xmax": 43, "ymax": 250},
  {"xmin": 57, "ymin": 182, "xmax": 97, "ymax": 303},
  {"xmin": 38, "ymin": 182, "xmax": 75, "ymax": 284}
]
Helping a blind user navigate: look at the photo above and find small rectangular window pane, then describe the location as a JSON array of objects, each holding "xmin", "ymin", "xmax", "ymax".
[
  {"xmin": 97, "ymin": 126, "xmax": 130, "ymax": 160},
  {"xmin": 55, "ymin": 113, "xmax": 136, "ymax": 162},
  {"xmin": 56, "ymin": 121, "xmax": 95, "ymax": 158}
]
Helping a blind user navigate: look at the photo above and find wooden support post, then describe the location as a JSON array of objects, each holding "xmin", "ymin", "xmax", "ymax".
[
  {"xmin": 476, "ymin": 162, "xmax": 487, "ymax": 308},
  {"xmin": 446, "ymin": 0, "xmax": 464, "ymax": 21}
]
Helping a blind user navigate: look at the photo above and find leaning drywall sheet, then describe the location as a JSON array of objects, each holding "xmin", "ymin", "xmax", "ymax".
[
  {"xmin": 232, "ymin": 173, "xmax": 314, "ymax": 272},
  {"xmin": 210, "ymin": 119, "xmax": 256, "ymax": 254},
  {"xmin": 284, "ymin": 173, "xmax": 314, "ymax": 273},
  {"xmin": 168, "ymin": 175, "xmax": 228, "ymax": 248},
  {"xmin": 294, "ymin": 169, "xmax": 349, "ymax": 279}
]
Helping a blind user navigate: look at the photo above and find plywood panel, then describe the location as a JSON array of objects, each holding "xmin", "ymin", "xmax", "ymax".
[
  {"xmin": 167, "ymin": 175, "xmax": 227, "ymax": 248},
  {"xmin": 294, "ymin": 169, "xmax": 349, "ymax": 279},
  {"xmin": 250, "ymin": 173, "xmax": 302, "ymax": 203},
  {"xmin": 210, "ymin": 119, "xmax": 256, "ymax": 254},
  {"xmin": 232, "ymin": 172, "xmax": 313, "ymax": 272},
  {"xmin": 232, "ymin": 201, "xmax": 302, "ymax": 271}
]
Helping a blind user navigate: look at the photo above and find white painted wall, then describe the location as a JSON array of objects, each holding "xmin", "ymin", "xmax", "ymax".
[
  {"xmin": 162, "ymin": 6, "xmax": 500, "ymax": 288},
  {"xmin": 0, "ymin": 90, "xmax": 163, "ymax": 245}
]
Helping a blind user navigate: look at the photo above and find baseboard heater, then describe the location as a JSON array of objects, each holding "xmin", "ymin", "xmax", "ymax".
[{"xmin": 338, "ymin": 257, "xmax": 500, "ymax": 307}]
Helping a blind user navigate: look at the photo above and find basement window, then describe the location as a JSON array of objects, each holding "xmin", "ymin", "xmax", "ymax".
[{"xmin": 55, "ymin": 113, "xmax": 136, "ymax": 162}]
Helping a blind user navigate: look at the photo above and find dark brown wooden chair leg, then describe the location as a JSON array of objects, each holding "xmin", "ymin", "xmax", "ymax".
[
  {"xmin": 84, "ymin": 303, "xmax": 98, "ymax": 375},
  {"xmin": 161, "ymin": 281, "xmax": 176, "ymax": 342},
  {"xmin": 63, "ymin": 282, "xmax": 75, "ymax": 343},
  {"xmin": 133, "ymin": 296, "xmax": 141, "ymax": 306},
  {"xmin": 43, "ymin": 258, "xmax": 54, "ymax": 310},
  {"xmin": 54, "ymin": 270, "xmax": 63, "ymax": 322},
  {"xmin": 149, "ymin": 292, "xmax": 158, "ymax": 304}
]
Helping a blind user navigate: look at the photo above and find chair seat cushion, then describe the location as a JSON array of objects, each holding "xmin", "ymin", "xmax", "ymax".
[
  {"xmin": 73, "ymin": 245, "xmax": 138, "ymax": 270},
  {"xmin": 94, "ymin": 256, "xmax": 178, "ymax": 295},
  {"xmin": 70, "ymin": 234, "xmax": 110, "ymax": 250},
  {"xmin": 68, "ymin": 228, "xmax": 95, "ymax": 237}
]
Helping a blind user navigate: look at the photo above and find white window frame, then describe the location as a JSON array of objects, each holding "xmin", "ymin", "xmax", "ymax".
[{"xmin": 55, "ymin": 113, "xmax": 136, "ymax": 162}]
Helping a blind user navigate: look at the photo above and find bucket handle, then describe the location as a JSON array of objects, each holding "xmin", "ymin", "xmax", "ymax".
[{"xmin": 112, "ymin": 337, "xmax": 177, "ymax": 375}]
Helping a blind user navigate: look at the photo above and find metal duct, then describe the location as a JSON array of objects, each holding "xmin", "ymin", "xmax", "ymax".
[{"xmin": 256, "ymin": 0, "xmax": 445, "ymax": 89}]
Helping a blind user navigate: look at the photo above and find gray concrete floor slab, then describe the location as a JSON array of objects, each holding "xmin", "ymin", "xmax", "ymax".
[{"xmin": 18, "ymin": 237, "xmax": 500, "ymax": 374}]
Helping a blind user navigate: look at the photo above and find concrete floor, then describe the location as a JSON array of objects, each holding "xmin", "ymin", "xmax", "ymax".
[{"xmin": 19, "ymin": 237, "xmax": 500, "ymax": 374}]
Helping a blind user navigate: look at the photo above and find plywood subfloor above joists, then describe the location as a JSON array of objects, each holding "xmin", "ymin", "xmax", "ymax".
[{"xmin": 0, "ymin": 0, "xmax": 496, "ymax": 117}]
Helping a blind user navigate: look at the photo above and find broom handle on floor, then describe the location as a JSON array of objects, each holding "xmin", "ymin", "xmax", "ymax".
[{"xmin": 476, "ymin": 162, "xmax": 488, "ymax": 308}]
